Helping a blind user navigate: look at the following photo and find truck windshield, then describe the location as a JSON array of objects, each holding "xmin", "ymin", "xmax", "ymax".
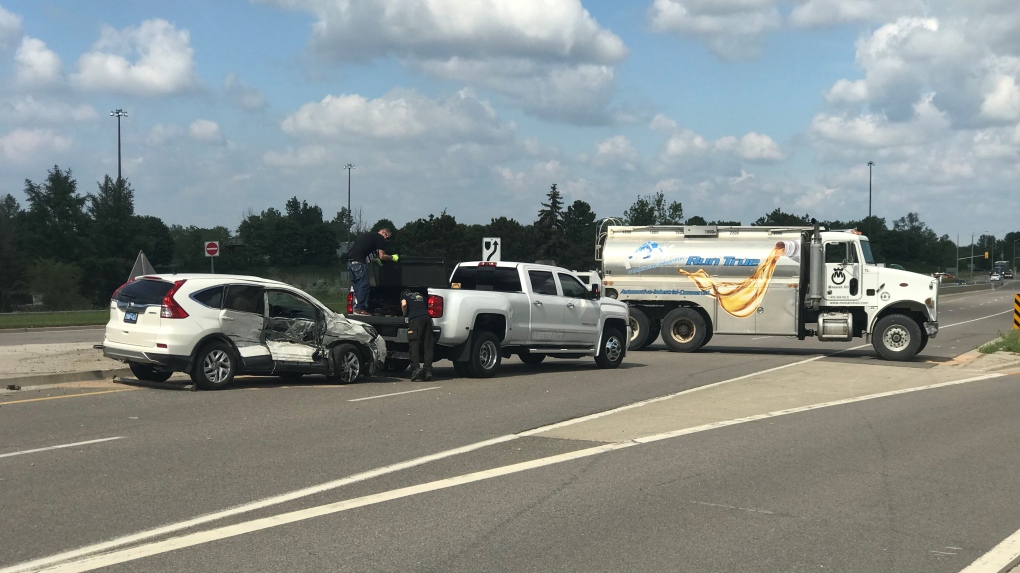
[{"xmin": 859, "ymin": 240, "xmax": 876, "ymax": 264}]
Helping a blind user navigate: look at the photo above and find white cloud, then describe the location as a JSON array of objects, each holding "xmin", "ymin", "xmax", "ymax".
[
  {"xmin": 648, "ymin": 0, "xmax": 781, "ymax": 60},
  {"xmin": 0, "ymin": 5, "xmax": 21, "ymax": 51},
  {"xmin": 789, "ymin": 0, "xmax": 926, "ymax": 28},
  {"xmin": 188, "ymin": 119, "xmax": 225, "ymax": 144},
  {"xmin": 594, "ymin": 135, "xmax": 640, "ymax": 171},
  {"xmin": 72, "ymin": 19, "xmax": 199, "ymax": 96},
  {"xmin": 0, "ymin": 128, "xmax": 71, "ymax": 164},
  {"xmin": 263, "ymin": 145, "xmax": 331, "ymax": 168},
  {"xmin": 0, "ymin": 97, "xmax": 97, "ymax": 124},
  {"xmin": 223, "ymin": 73, "xmax": 267, "ymax": 111},
  {"xmin": 810, "ymin": 94, "xmax": 950, "ymax": 148},
  {"xmin": 659, "ymin": 123, "xmax": 783, "ymax": 162},
  {"xmin": 146, "ymin": 124, "xmax": 183, "ymax": 146},
  {"xmin": 649, "ymin": 113, "xmax": 677, "ymax": 133},
  {"xmin": 263, "ymin": 0, "xmax": 626, "ymax": 121},
  {"xmin": 15, "ymin": 37, "xmax": 62, "ymax": 86},
  {"xmin": 715, "ymin": 132, "xmax": 785, "ymax": 161},
  {"xmin": 980, "ymin": 75, "xmax": 1020, "ymax": 122},
  {"xmin": 281, "ymin": 88, "xmax": 514, "ymax": 143}
]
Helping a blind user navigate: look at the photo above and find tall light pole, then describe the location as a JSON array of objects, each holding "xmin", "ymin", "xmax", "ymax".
[
  {"xmin": 867, "ymin": 161, "xmax": 875, "ymax": 219},
  {"xmin": 344, "ymin": 163, "xmax": 354, "ymax": 243},
  {"xmin": 1013, "ymin": 239, "xmax": 1019, "ymax": 273},
  {"xmin": 110, "ymin": 109, "xmax": 127, "ymax": 181}
]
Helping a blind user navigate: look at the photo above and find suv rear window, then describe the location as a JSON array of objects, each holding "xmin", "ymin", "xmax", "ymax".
[
  {"xmin": 191, "ymin": 286, "xmax": 224, "ymax": 309},
  {"xmin": 450, "ymin": 266, "xmax": 522, "ymax": 293},
  {"xmin": 114, "ymin": 279, "xmax": 173, "ymax": 305}
]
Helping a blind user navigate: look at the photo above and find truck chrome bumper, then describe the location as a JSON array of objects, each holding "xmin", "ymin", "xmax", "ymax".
[{"xmin": 924, "ymin": 321, "xmax": 938, "ymax": 337}]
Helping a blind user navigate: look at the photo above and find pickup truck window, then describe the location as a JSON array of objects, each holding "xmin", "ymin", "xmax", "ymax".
[
  {"xmin": 449, "ymin": 266, "xmax": 522, "ymax": 293},
  {"xmin": 529, "ymin": 270, "xmax": 558, "ymax": 296},
  {"xmin": 558, "ymin": 273, "xmax": 589, "ymax": 298}
]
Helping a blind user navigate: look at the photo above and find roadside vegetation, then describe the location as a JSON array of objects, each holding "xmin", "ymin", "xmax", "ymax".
[
  {"xmin": 0, "ymin": 310, "xmax": 108, "ymax": 330},
  {"xmin": 979, "ymin": 330, "xmax": 1020, "ymax": 354}
]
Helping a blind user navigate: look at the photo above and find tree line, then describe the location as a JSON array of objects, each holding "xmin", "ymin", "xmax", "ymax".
[{"xmin": 1, "ymin": 165, "xmax": 1016, "ymax": 311}]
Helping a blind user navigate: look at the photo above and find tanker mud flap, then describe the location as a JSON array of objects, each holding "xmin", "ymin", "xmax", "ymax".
[{"xmin": 925, "ymin": 321, "xmax": 938, "ymax": 338}]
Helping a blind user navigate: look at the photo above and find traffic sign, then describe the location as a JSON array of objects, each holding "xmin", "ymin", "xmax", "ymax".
[
  {"xmin": 483, "ymin": 237, "xmax": 501, "ymax": 262},
  {"xmin": 205, "ymin": 241, "xmax": 220, "ymax": 257}
]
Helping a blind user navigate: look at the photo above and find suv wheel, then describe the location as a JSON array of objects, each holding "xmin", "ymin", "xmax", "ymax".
[
  {"xmin": 129, "ymin": 363, "xmax": 173, "ymax": 383},
  {"xmin": 332, "ymin": 343, "xmax": 363, "ymax": 383},
  {"xmin": 190, "ymin": 341, "xmax": 237, "ymax": 390}
]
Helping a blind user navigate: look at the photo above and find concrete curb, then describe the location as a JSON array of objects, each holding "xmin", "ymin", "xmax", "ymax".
[{"xmin": 2, "ymin": 368, "xmax": 131, "ymax": 389}]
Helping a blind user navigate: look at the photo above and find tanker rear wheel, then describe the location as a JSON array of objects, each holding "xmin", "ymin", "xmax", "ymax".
[{"xmin": 660, "ymin": 308, "xmax": 706, "ymax": 352}]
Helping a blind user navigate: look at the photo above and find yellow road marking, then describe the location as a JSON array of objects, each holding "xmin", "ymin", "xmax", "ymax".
[{"xmin": 0, "ymin": 388, "xmax": 137, "ymax": 405}]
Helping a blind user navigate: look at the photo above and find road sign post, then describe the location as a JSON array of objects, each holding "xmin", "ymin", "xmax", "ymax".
[
  {"xmin": 482, "ymin": 237, "xmax": 501, "ymax": 262},
  {"xmin": 205, "ymin": 241, "xmax": 220, "ymax": 273}
]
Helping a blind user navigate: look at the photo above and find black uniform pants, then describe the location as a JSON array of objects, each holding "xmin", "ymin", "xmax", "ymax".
[{"xmin": 407, "ymin": 315, "xmax": 435, "ymax": 371}]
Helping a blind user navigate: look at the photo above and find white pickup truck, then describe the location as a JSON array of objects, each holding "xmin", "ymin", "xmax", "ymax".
[{"xmin": 427, "ymin": 261, "xmax": 631, "ymax": 378}]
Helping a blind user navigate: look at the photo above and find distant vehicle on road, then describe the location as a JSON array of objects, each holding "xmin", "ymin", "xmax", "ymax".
[
  {"xmin": 990, "ymin": 273, "xmax": 1003, "ymax": 283},
  {"xmin": 101, "ymin": 274, "xmax": 386, "ymax": 389}
]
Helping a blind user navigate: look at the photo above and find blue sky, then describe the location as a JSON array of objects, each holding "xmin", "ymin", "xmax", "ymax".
[{"xmin": 0, "ymin": 0, "xmax": 1018, "ymax": 246}]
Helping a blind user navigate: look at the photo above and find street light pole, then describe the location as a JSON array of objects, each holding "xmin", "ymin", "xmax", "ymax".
[
  {"xmin": 344, "ymin": 163, "xmax": 354, "ymax": 244},
  {"xmin": 867, "ymin": 161, "xmax": 874, "ymax": 219},
  {"xmin": 110, "ymin": 109, "xmax": 127, "ymax": 181}
]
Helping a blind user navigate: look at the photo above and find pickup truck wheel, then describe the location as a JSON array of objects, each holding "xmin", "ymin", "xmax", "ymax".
[
  {"xmin": 331, "ymin": 343, "xmax": 363, "ymax": 383},
  {"xmin": 660, "ymin": 308, "xmax": 706, "ymax": 352},
  {"xmin": 468, "ymin": 332, "xmax": 502, "ymax": 378},
  {"xmin": 872, "ymin": 314, "xmax": 921, "ymax": 361},
  {"xmin": 190, "ymin": 341, "xmax": 237, "ymax": 390},
  {"xmin": 519, "ymin": 352, "xmax": 546, "ymax": 365},
  {"xmin": 595, "ymin": 327, "xmax": 625, "ymax": 369},
  {"xmin": 129, "ymin": 363, "xmax": 173, "ymax": 383},
  {"xmin": 628, "ymin": 307, "xmax": 650, "ymax": 350}
]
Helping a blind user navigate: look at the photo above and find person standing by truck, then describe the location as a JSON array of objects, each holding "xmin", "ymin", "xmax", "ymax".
[
  {"xmin": 347, "ymin": 228, "xmax": 398, "ymax": 316},
  {"xmin": 401, "ymin": 288, "xmax": 434, "ymax": 381}
]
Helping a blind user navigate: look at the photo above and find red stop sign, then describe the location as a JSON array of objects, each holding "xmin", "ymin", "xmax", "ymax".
[{"xmin": 205, "ymin": 241, "xmax": 220, "ymax": 257}]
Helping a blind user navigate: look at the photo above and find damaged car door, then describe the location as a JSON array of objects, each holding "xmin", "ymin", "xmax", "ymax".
[
  {"xmin": 220, "ymin": 284, "xmax": 270, "ymax": 369},
  {"xmin": 263, "ymin": 288, "xmax": 324, "ymax": 364}
]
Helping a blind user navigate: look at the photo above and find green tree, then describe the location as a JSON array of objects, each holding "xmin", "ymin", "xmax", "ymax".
[
  {"xmin": 752, "ymin": 208, "xmax": 811, "ymax": 226},
  {"xmin": 26, "ymin": 259, "xmax": 90, "ymax": 310},
  {"xmin": 0, "ymin": 194, "xmax": 27, "ymax": 309},
  {"xmin": 623, "ymin": 191, "xmax": 683, "ymax": 226},
  {"xmin": 483, "ymin": 217, "xmax": 538, "ymax": 263},
  {"xmin": 561, "ymin": 200, "xmax": 598, "ymax": 270},
  {"xmin": 21, "ymin": 165, "xmax": 93, "ymax": 262},
  {"xmin": 535, "ymin": 184, "xmax": 565, "ymax": 262}
]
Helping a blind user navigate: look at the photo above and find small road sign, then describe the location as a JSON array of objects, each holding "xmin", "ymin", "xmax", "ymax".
[
  {"xmin": 483, "ymin": 237, "xmax": 501, "ymax": 262},
  {"xmin": 205, "ymin": 241, "xmax": 220, "ymax": 257}
]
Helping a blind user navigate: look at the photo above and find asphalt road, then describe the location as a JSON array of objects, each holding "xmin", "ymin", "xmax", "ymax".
[{"xmin": 1, "ymin": 283, "xmax": 1018, "ymax": 572}]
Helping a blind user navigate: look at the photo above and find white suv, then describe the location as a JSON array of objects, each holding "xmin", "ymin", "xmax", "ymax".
[{"xmin": 101, "ymin": 274, "xmax": 386, "ymax": 390}]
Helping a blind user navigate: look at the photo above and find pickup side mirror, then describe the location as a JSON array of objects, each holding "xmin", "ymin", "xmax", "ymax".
[{"xmin": 590, "ymin": 284, "xmax": 601, "ymax": 300}]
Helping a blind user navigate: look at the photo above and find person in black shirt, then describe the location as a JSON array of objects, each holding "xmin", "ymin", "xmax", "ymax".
[
  {"xmin": 347, "ymin": 228, "xmax": 398, "ymax": 315},
  {"xmin": 401, "ymin": 288, "xmax": 434, "ymax": 381}
]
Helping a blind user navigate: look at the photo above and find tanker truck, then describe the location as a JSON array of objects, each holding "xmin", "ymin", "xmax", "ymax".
[{"xmin": 596, "ymin": 222, "xmax": 938, "ymax": 361}]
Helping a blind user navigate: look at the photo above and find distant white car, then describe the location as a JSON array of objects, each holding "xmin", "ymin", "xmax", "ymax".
[
  {"xmin": 101, "ymin": 274, "xmax": 386, "ymax": 389},
  {"xmin": 990, "ymin": 273, "xmax": 1003, "ymax": 282}
]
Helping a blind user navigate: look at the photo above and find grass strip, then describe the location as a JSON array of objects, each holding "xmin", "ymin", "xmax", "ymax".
[
  {"xmin": 0, "ymin": 310, "xmax": 108, "ymax": 330},
  {"xmin": 979, "ymin": 330, "xmax": 1020, "ymax": 354}
]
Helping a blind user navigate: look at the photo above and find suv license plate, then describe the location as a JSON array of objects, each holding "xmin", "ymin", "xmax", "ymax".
[{"xmin": 124, "ymin": 311, "xmax": 138, "ymax": 324}]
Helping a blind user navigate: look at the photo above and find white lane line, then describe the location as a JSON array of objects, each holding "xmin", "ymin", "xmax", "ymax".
[
  {"xmin": 941, "ymin": 310, "xmax": 1013, "ymax": 329},
  {"xmin": 0, "ymin": 437, "xmax": 124, "ymax": 459},
  {"xmin": 959, "ymin": 527, "xmax": 1020, "ymax": 572},
  {"xmin": 21, "ymin": 372, "xmax": 1006, "ymax": 573},
  {"xmin": 0, "ymin": 434, "xmax": 518, "ymax": 573},
  {"xmin": 347, "ymin": 386, "xmax": 440, "ymax": 402}
]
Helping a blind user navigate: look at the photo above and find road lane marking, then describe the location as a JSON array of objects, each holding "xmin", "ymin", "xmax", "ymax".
[
  {"xmin": 0, "ymin": 389, "xmax": 135, "ymax": 405},
  {"xmin": 14, "ymin": 372, "xmax": 1006, "ymax": 573},
  {"xmin": 941, "ymin": 310, "xmax": 1013, "ymax": 329},
  {"xmin": 347, "ymin": 386, "xmax": 440, "ymax": 402},
  {"xmin": 959, "ymin": 527, "xmax": 1020, "ymax": 572},
  {"xmin": 0, "ymin": 437, "xmax": 124, "ymax": 459},
  {"xmin": 0, "ymin": 434, "xmax": 519, "ymax": 573}
]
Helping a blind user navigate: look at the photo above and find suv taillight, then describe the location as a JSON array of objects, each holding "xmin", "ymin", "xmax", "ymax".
[
  {"xmin": 160, "ymin": 280, "xmax": 189, "ymax": 319},
  {"xmin": 346, "ymin": 290, "xmax": 354, "ymax": 314},
  {"xmin": 427, "ymin": 294, "xmax": 443, "ymax": 318}
]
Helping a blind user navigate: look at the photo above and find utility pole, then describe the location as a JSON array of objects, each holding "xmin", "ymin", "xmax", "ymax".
[
  {"xmin": 867, "ymin": 161, "xmax": 874, "ymax": 219},
  {"xmin": 110, "ymin": 109, "xmax": 127, "ymax": 181},
  {"xmin": 344, "ymin": 163, "xmax": 354, "ymax": 244}
]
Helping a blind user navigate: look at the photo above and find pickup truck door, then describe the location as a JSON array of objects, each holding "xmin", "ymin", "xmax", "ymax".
[
  {"xmin": 557, "ymin": 272, "xmax": 601, "ymax": 344},
  {"xmin": 527, "ymin": 270, "xmax": 565, "ymax": 344}
]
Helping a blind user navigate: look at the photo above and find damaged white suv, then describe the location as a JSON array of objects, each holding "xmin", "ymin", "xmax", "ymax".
[{"xmin": 101, "ymin": 274, "xmax": 386, "ymax": 390}]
